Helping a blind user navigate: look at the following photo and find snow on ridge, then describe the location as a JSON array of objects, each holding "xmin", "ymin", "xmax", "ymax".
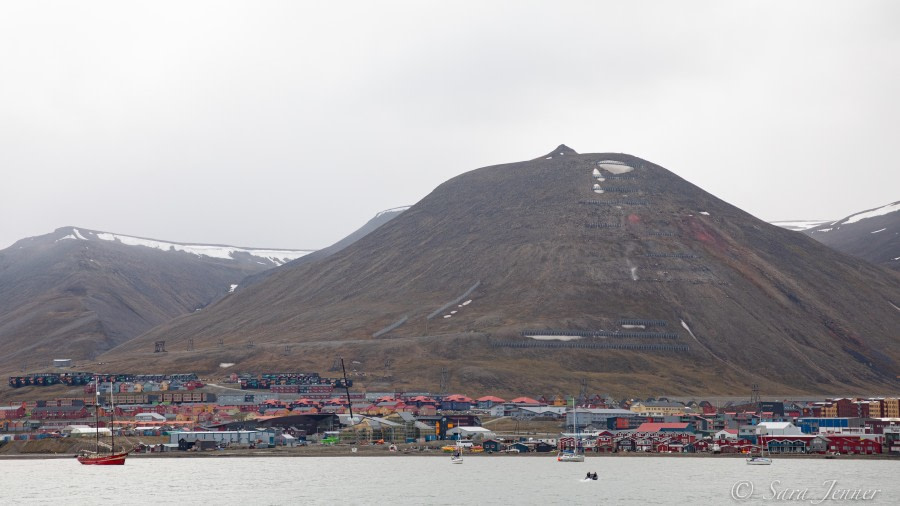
[
  {"xmin": 842, "ymin": 202, "xmax": 900, "ymax": 225},
  {"xmin": 94, "ymin": 232, "xmax": 312, "ymax": 264},
  {"xmin": 871, "ymin": 228, "xmax": 886, "ymax": 234},
  {"xmin": 770, "ymin": 220, "xmax": 831, "ymax": 231},
  {"xmin": 374, "ymin": 206, "xmax": 411, "ymax": 218},
  {"xmin": 72, "ymin": 228, "xmax": 88, "ymax": 240},
  {"xmin": 56, "ymin": 234, "xmax": 77, "ymax": 242}
]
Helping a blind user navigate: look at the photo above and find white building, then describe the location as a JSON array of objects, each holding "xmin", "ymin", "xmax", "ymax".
[
  {"xmin": 64, "ymin": 425, "xmax": 111, "ymax": 437},
  {"xmin": 447, "ymin": 426, "xmax": 495, "ymax": 440},
  {"xmin": 135, "ymin": 412, "xmax": 166, "ymax": 423},
  {"xmin": 757, "ymin": 422, "xmax": 804, "ymax": 436}
]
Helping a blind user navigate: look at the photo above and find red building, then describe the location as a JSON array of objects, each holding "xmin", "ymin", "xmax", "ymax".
[
  {"xmin": 0, "ymin": 404, "xmax": 26, "ymax": 419},
  {"xmin": 824, "ymin": 436, "xmax": 882, "ymax": 455}
]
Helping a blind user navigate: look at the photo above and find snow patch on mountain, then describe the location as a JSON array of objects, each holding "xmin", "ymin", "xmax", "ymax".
[
  {"xmin": 597, "ymin": 160, "xmax": 634, "ymax": 174},
  {"xmin": 770, "ymin": 220, "xmax": 831, "ymax": 231},
  {"xmin": 375, "ymin": 206, "xmax": 411, "ymax": 218},
  {"xmin": 841, "ymin": 202, "xmax": 900, "ymax": 225},
  {"xmin": 94, "ymin": 232, "xmax": 311, "ymax": 265}
]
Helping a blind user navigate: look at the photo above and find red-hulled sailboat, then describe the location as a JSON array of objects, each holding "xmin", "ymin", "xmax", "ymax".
[{"xmin": 77, "ymin": 378, "xmax": 130, "ymax": 465}]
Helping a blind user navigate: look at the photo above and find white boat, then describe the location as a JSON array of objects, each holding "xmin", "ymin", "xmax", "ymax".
[
  {"xmin": 558, "ymin": 451, "xmax": 585, "ymax": 462},
  {"xmin": 558, "ymin": 397, "xmax": 585, "ymax": 462},
  {"xmin": 450, "ymin": 431, "xmax": 464, "ymax": 464},
  {"xmin": 746, "ymin": 430, "xmax": 772, "ymax": 465}
]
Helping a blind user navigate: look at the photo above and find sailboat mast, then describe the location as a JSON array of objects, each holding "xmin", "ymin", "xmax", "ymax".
[
  {"xmin": 110, "ymin": 381, "xmax": 115, "ymax": 454},
  {"xmin": 94, "ymin": 376, "xmax": 100, "ymax": 453}
]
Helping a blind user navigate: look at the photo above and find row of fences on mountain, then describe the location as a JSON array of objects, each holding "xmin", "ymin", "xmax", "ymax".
[{"xmin": 8, "ymin": 372, "xmax": 200, "ymax": 389}]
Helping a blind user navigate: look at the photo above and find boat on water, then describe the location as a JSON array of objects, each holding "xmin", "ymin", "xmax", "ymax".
[
  {"xmin": 450, "ymin": 440, "xmax": 464, "ymax": 464},
  {"xmin": 77, "ymin": 378, "xmax": 130, "ymax": 465},
  {"xmin": 558, "ymin": 397, "xmax": 585, "ymax": 462},
  {"xmin": 746, "ymin": 430, "xmax": 772, "ymax": 465}
]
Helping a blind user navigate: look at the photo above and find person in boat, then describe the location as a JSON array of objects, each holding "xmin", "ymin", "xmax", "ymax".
[
  {"xmin": 591, "ymin": 472, "xmax": 598, "ymax": 480},
  {"xmin": 586, "ymin": 472, "xmax": 591, "ymax": 479}
]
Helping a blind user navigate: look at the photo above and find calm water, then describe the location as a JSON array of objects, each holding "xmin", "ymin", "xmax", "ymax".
[{"xmin": 0, "ymin": 455, "xmax": 896, "ymax": 505}]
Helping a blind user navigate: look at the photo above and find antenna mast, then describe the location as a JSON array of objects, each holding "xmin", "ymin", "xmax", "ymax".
[{"xmin": 340, "ymin": 357, "xmax": 354, "ymax": 423}]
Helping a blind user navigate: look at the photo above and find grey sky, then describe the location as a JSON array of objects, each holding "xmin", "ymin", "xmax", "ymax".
[{"xmin": 2, "ymin": 1, "xmax": 898, "ymax": 250}]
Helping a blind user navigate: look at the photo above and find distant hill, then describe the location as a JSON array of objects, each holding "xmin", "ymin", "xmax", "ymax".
[
  {"xmin": 101, "ymin": 146, "xmax": 900, "ymax": 396},
  {"xmin": 0, "ymin": 227, "xmax": 311, "ymax": 373},
  {"xmin": 802, "ymin": 202, "xmax": 900, "ymax": 271}
]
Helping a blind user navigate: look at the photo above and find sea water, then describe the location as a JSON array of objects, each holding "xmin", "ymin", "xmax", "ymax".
[{"xmin": 0, "ymin": 456, "xmax": 895, "ymax": 505}]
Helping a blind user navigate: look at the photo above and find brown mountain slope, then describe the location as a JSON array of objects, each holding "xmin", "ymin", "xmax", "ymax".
[
  {"xmin": 0, "ymin": 227, "xmax": 310, "ymax": 374},
  {"xmin": 100, "ymin": 147, "xmax": 900, "ymax": 396}
]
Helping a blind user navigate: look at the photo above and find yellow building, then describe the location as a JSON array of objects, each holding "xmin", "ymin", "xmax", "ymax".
[
  {"xmin": 868, "ymin": 401, "xmax": 882, "ymax": 418},
  {"xmin": 884, "ymin": 398, "xmax": 899, "ymax": 418},
  {"xmin": 630, "ymin": 401, "xmax": 685, "ymax": 416}
]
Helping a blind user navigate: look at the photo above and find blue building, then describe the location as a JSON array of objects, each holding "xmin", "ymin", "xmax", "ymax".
[{"xmin": 795, "ymin": 417, "xmax": 862, "ymax": 434}]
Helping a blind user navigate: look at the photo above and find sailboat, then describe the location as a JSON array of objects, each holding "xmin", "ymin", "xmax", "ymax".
[
  {"xmin": 746, "ymin": 428, "xmax": 772, "ymax": 465},
  {"xmin": 558, "ymin": 397, "xmax": 585, "ymax": 462},
  {"xmin": 450, "ymin": 434, "xmax": 464, "ymax": 464},
  {"xmin": 77, "ymin": 378, "xmax": 130, "ymax": 465}
]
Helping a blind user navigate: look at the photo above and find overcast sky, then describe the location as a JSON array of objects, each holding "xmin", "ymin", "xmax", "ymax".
[{"xmin": 1, "ymin": 1, "xmax": 898, "ymax": 251}]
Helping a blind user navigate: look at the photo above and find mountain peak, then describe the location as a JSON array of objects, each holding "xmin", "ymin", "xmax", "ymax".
[{"xmin": 535, "ymin": 144, "xmax": 578, "ymax": 160}]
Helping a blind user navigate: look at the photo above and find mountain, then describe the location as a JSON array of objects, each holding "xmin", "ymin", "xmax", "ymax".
[
  {"xmin": 0, "ymin": 227, "xmax": 311, "ymax": 373},
  {"xmin": 238, "ymin": 206, "xmax": 409, "ymax": 290},
  {"xmin": 802, "ymin": 202, "xmax": 900, "ymax": 271},
  {"xmin": 100, "ymin": 146, "xmax": 900, "ymax": 396}
]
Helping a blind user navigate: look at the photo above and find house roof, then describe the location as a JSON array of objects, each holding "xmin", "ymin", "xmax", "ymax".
[
  {"xmin": 637, "ymin": 401, "xmax": 684, "ymax": 408},
  {"xmin": 635, "ymin": 422, "xmax": 691, "ymax": 432},
  {"xmin": 444, "ymin": 394, "xmax": 474, "ymax": 403},
  {"xmin": 517, "ymin": 406, "xmax": 566, "ymax": 415},
  {"xmin": 509, "ymin": 397, "xmax": 541, "ymax": 405}
]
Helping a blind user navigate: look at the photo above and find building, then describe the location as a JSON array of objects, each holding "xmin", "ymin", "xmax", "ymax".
[
  {"xmin": 481, "ymin": 439, "xmax": 506, "ymax": 452},
  {"xmin": 0, "ymin": 405, "xmax": 25, "ymax": 419},
  {"xmin": 756, "ymin": 421, "xmax": 804, "ymax": 436},
  {"xmin": 447, "ymin": 426, "xmax": 495, "ymax": 440},
  {"xmin": 566, "ymin": 408, "xmax": 637, "ymax": 429},
  {"xmin": 512, "ymin": 406, "xmax": 566, "ymax": 420},
  {"xmin": 796, "ymin": 417, "xmax": 863, "ymax": 434},
  {"xmin": 64, "ymin": 425, "xmax": 111, "ymax": 437},
  {"xmin": 883, "ymin": 424, "xmax": 900, "ymax": 455},
  {"xmin": 634, "ymin": 422, "xmax": 695, "ymax": 434},
  {"xmin": 630, "ymin": 401, "xmax": 686, "ymax": 417},
  {"xmin": 170, "ymin": 430, "xmax": 274, "ymax": 448}
]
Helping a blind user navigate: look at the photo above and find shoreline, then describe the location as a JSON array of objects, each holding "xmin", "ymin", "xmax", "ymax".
[{"xmin": 1, "ymin": 447, "xmax": 895, "ymax": 460}]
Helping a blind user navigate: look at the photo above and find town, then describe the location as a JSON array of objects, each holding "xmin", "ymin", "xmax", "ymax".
[{"xmin": 2, "ymin": 370, "xmax": 898, "ymax": 458}]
